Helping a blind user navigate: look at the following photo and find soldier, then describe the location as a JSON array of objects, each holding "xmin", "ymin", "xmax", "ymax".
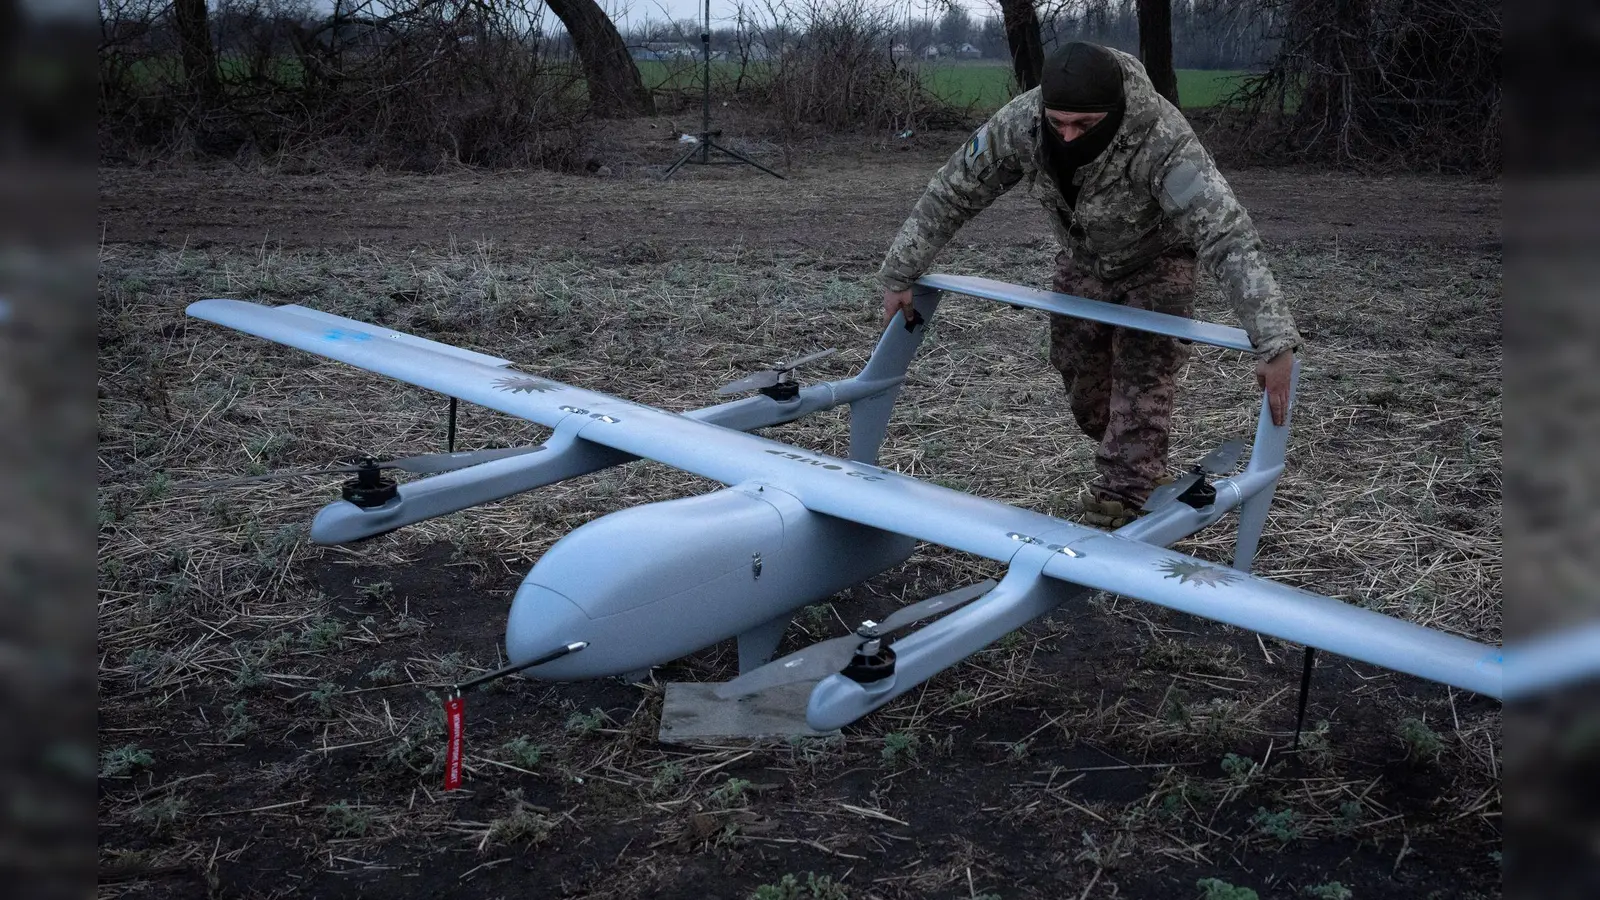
[{"xmin": 878, "ymin": 41, "xmax": 1302, "ymax": 527}]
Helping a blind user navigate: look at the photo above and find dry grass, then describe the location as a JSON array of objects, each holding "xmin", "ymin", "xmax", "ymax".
[{"xmin": 96, "ymin": 236, "xmax": 1501, "ymax": 898}]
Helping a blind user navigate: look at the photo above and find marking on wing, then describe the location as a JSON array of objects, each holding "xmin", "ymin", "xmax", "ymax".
[
  {"xmin": 493, "ymin": 375, "xmax": 560, "ymax": 394},
  {"xmin": 323, "ymin": 328, "xmax": 373, "ymax": 342},
  {"xmin": 763, "ymin": 449, "xmax": 885, "ymax": 481},
  {"xmin": 1157, "ymin": 558, "xmax": 1242, "ymax": 588},
  {"xmin": 1007, "ymin": 531, "xmax": 1088, "ymax": 557},
  {"xmin": 560, "ymin": 405, "xmax": 621, "ymax": 423}
]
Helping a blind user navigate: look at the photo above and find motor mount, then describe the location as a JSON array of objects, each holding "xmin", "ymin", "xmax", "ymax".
[
  {"xmin": 841, "ymin": 633, "xmax": 897, "ymax": 684},
  {"xmin": 1174, "ymin": 477, "xmax": 1217, "ymax": 510},
  {"xmin": 759, "ymin": 380, "xmax": 801, "ymax": 402},
  {"xmin": 341, "ymin": 457, "xmax": 398, "ymax": 509}
]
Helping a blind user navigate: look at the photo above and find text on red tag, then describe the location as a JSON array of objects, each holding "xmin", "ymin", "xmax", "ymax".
[{"xmin": 443, "ymin": 694, "xmax": 465, "ymax": 791}]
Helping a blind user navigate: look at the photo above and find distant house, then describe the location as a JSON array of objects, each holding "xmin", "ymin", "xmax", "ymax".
[
  {"xmin": 630, "ymin": 42, "xmax": 703, "ymax": 61},
  {"xmin": 921, "ymin": 45, "xmax": 941, "ymax": 59},
  {"xmin": 954, "ymin": 42, "xmax": 983, "ymax": 59},
  {"xmin": 650, "ymin": 42, "xmax": 699, "ymax": 60},
  {"xmin": 891, "ymin": 43, "xmax": 911, "ymax": 56}
]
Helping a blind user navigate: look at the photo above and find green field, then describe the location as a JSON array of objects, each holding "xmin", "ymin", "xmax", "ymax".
[
  {"xmin": 921, "ymin": 63, "xmax": 1250, "ymax": 110},
  {"xmin": 640, "ymin": 59, "xmax": 1250, "ymax": 112}
]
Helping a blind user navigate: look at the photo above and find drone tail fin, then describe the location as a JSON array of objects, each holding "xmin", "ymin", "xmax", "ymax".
[
  {"xmin": 848, "ymin": 285, "xmax": 941, "ymax": 464},
  {"xmin": 1232, "ymin": 359, "xmax": 1299, "ymax": 572}
]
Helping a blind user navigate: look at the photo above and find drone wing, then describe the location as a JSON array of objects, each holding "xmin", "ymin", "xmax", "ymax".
[
  {"xmin": 917, "ymin": 274, "xmax": 1258, "ymax": 353},
  {"xmin": 187, "ymin": 299, "xmax": 629, "ymax": 430},
  {"xmin": 190, "ymin": 300, "xmax": 1502, "ymax": 699},
  {"xmin": 585, "ymin": 414, "xmax": 1503, "ymax": 698}
]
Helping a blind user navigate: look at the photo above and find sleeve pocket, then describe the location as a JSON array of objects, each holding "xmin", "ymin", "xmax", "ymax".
[{"xmin": 1162, "ymin": 159, "xmax": 1205, "ymax": 210}]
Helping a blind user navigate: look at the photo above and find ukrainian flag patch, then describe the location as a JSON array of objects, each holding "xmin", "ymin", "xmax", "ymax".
[{"xmin": 964, "ymin": 125, "xmax": 989, "ymax": 162}]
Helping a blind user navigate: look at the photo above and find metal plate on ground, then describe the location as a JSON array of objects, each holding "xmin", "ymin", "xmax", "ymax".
[{"xmin": 658, "ymin": 681, "xmax": 838, "ymax": 744}]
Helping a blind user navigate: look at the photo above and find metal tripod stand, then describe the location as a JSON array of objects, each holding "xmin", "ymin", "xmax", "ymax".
[{"xmin": 661, "ymin": 0, "xmax": 784, "ymax": 181}]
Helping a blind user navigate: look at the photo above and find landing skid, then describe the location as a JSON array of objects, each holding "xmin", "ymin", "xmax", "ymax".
[{"xmin": 658, "ymin": 681, "xmax": 837, "ymax": 744}]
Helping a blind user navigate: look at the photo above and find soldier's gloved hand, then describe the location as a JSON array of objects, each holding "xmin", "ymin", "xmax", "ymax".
[
  {"xmin": 882, "ymin": 288, "xmax": 915, "ymax": 329},
  {"xmin": 1255, "ymin": 350, "xmax": 1295, "ymax": 426}
]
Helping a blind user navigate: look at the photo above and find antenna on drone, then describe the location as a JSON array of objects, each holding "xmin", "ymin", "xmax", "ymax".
[{"xmin": 661, "ymin": 0, "xmax": 785, "ymax": 181}]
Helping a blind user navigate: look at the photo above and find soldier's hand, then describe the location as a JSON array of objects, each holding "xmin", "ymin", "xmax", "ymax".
[
  {"xmin": 882, "ymin": 288, "xmax": 915, "ymax": 329},
  {"xmin": 1255, "ymin": 350, "xmax": 1295, "ymax": 426}
]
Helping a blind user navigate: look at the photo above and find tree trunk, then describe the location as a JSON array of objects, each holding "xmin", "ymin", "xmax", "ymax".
[
  {"xmin": 173, "ymin": 0, "xmax": 221, "ymax": 105},
  {"xmin": 999, "ymin": 0, "xmax": 1045, "ymax": 92},
  {"xmin": 544, "ymin": 0, "xmax": 655, "ymax": 118},
  {"xmin": 1138, "ymin": 0, "xmax": 1180, "ymax": 106}
]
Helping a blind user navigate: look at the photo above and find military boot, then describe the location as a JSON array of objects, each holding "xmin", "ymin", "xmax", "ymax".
[
  {"xmin": 1078, "ymin": 486, "xmax": 1140, "ymax": 528},
  {"xmin": 1078, "ymin": 474, "xmax": 1176, "ymax": 529}
]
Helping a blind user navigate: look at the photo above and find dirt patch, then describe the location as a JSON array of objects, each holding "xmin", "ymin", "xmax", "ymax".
[
  {"xmin": 96, "ymin": 155, "xmax": 1500, "ymax": 899},
  {"xmin": 98, "ymin": 140, "xmax": 1499, "ymax": 262}
]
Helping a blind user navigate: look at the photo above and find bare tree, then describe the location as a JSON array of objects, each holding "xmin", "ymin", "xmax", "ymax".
[
  {"xmin": 173, "ymin": 0, "xmax": 221, "ymax": 104},
  {"xmin": 544, "ymin": 0, "xmax": 655, "ymax": 117},
  {"xmin": 1137, "ymin": 0, "xmax": 1178, "ymax": 105},
  {"xmin": 99, "ymin": 0, "xmax": 976, "ymax": 166},
  {"xmin": 1000, "ymin": 0, "xmax": 1044, "ymax": 90},
  {"xmin": 938, "ymin": 5, "xmax": 972, "ymax": 48},
  {"xmin": 1233, "ymin": 0, "xmax": 1500, "ymax": 172}
]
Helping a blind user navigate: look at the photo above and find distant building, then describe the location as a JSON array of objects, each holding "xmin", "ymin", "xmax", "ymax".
[
  {"xmin": 954, "ymin": 42, "xmax": 983, "ymax": 59},
  {"xmin": 662, "ymin": 43, "xmax": 700, "ymax": 59}
]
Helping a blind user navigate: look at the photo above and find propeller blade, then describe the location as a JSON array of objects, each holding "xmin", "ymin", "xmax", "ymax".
[
  {"xmin": 1198, "ymin": 439, "xmax": 1246, "ymax": 475},
  {"xmin": 716, "ymin": 348, "xmax": 837, "ymax": 396},
  {"xmin": 714, "ymin": 580, "xmax": 996, "ymax": 699},
  {"xmin": 877, "ymin": 579, "xmax": 997, "ymax": 634},
  {"xmin": 176, "ymin": 445, "xmax": 546, "ymax": 489},
  {"xmin": 1141, "ymin": 472, "xmax": 1203, "ymax": 512},
  {"xmin": 382, "ymin": 445, "xmax": 545, "ymax": 475},
  {"xmin": 715, "ymin": 635, "xmax": 861, "ymax": 699},
  {"xmin": 174, "ymin": 464, "xmax": 365, "ymax": 488},
  {"xmin": 1139, "ymin": 440, "xmax": 1245, "ymax": 512},
  {"xmin": 774, "ymin": 347, "xmax": 837, "ymax": 372},
  {"xmin": 716, "ymin": 369, "xmax": 782, "ymax": 395}
]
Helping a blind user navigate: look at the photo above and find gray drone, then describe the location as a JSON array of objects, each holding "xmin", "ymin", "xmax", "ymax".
[{"xmin": 186, "ymin": 274, "xmax": 1528, "ymax": 736}]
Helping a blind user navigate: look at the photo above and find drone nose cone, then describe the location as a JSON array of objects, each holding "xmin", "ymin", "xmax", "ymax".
[{"xmin": 505, "ymin": 584, "xmax": 593, "ymax": 680}]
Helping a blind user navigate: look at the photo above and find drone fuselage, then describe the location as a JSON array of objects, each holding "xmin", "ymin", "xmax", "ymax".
[{"xmin": 504, "ymin": 483, "xmax": 914, "ymax": 678}]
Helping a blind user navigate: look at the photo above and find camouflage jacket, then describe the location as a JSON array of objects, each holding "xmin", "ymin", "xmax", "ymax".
[{"xmin": 878, "ymin": 50, "xmax": 1303, "ymax": 360}]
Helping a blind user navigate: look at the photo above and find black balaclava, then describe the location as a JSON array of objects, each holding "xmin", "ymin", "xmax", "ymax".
[{"xmin": 1038, "ymin": 42, "xmax": 1126, "ymax": 207}]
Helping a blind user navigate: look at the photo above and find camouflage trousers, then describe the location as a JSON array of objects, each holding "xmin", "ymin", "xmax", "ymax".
[{"xmin": 1049, "ymin": 248, "xmax": 1197, "ymax": 506}]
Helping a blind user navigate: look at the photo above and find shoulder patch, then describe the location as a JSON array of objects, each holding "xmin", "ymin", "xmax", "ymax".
[
  {"xmin": 964, "ymin": 125, "xmax": 990, "ymax": 162},
  {"xmin": 1162, "ymin": 159, "xmax": 1205, "ymax": 209}
]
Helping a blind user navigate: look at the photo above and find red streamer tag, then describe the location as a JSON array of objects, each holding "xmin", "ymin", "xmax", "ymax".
[{"xmin": 443, "ymin": 695, "xmax": 465, "ymax": 791}]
